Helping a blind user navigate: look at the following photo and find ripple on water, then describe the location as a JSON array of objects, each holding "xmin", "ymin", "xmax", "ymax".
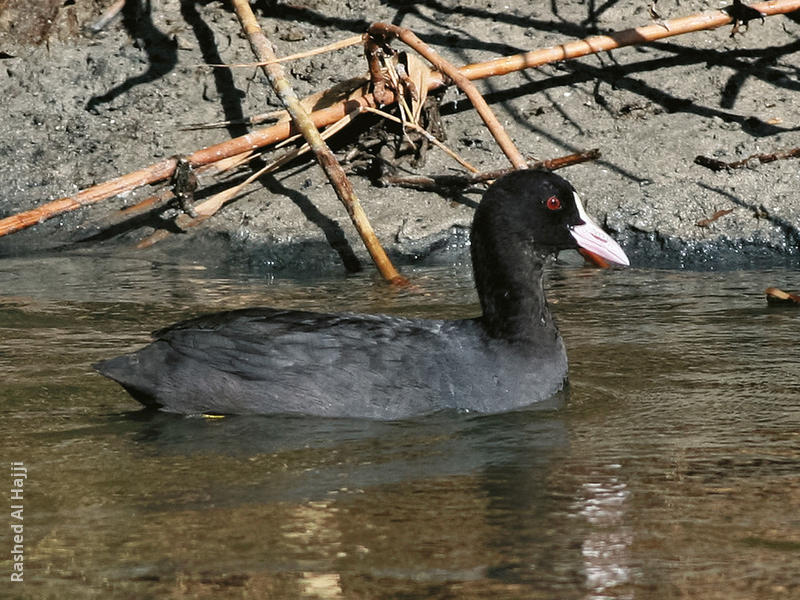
[{"xmin": 1, "ymin": 255, "xmax": 798, "ymax": 598}]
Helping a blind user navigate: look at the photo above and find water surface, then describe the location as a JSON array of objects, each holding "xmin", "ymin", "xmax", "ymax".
[{"xmin": 1, "ymin": 252, "xmax": 798, "ymax": 599}]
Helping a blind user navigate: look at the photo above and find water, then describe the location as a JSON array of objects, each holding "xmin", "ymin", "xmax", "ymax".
[{"xmin": 1, "ymin": 252, "xmax": 798, "ymax": 599}]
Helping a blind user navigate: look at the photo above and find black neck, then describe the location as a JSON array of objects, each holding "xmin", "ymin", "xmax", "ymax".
[{"xmin": 471, "ymin": 232, "xmax": 555, "ymax": 340}]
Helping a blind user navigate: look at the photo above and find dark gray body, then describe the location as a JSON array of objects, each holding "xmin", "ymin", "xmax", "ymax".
[{"xmin": 96, "ymin": 307, "xmax": 568, "ymax": 419}]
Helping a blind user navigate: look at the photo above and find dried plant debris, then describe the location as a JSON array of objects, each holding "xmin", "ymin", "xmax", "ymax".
[
  {"xmin": 3, "ymin": 0, "xmax": 800, "ymax": 258},
  {"xmin": 696, "ymin": 208, "xmax": 734, "ymax": 228},
  {"xmin": 765, "ymin": 287, "xmax": 800, "ymax": 305},
  {"xmin": 724, "ymin": 0, "xmax": 766, "ymax": 37},
  {"xmin": 342, "ymin": 92, "xmax": 449, "ymax": 180},
  {"xmin": 171, "ymin": 156, "xmax": 199, "ymax": 218},
  {"xmin": 695, "ymin": 148, "xmax": 800, "ymax": 172}
]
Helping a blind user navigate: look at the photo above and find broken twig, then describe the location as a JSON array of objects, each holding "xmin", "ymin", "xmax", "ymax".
[
  {"xmin": 694, "ymin": 147, "xmax": 800, "ymax": 171},
  {"xmin": 696, "ymin": 208, "xmax": 734, "ymax": 227},
  {"xmin": 88, "ymin": 0, "xmax": 125, "ymax": 34}
]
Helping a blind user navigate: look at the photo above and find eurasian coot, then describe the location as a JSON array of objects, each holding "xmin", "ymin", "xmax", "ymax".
[{"xmin": 96, "ymin": 170, "xmax": 628, "ymax": 418}]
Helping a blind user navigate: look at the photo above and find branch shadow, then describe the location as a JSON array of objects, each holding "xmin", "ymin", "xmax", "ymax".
[
  {"xmin": 251, "ymin": 0, "xmax": 370, "ymax": 33},
  {"xmin": 434, "ymin": 34, "xmax": 799, "ymax": 184},
  {"xmin": 698, "ymin": 182, "xmax": 800, "ymax": 252},
  {"xmin": 370, "ymin": 2, "xmax": 799, "ymax": 185},
  {"xmin": 179, "ymin": 0, "xmax": 248, "ymax": 138},
  {"xmin": 580, "ymin": 0, "xmax": 625, "ymax": 31},
  {"xmin": 559, "ymin": 39, "xmax": 800, "ymax": 136},
  {"xmin": 86, "ymin": 0, "xmax": 178, "ymax": 113},
  {"xmin": 718, "ymin": 32, "xmax": 800, "ymax": 108},
  {"xmin": 258, "ymin": 172, "xmax": 363, "ymax": 273}
]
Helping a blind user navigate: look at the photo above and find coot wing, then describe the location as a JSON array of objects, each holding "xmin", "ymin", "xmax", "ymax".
[
  {"xmin": 98, "ymin": 307, "xmax": 457, "ymax": 418},
  {"xmin": 154, "ymin": 307, "xmax": 446, "ymax": 377}
]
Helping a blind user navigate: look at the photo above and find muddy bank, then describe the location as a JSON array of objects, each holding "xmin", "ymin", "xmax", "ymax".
[{"xmin": 1, "ymin": 0, "xmax": 798, "ymax": 273}]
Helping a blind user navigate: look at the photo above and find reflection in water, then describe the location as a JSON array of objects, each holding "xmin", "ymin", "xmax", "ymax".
[
  {"xmin": 290, "ymin": 503, "xmax": 344, "ymax": 600},
  {"xmin": 0, "ymin": 253, "xmax": 799, "ymax": 598},
  {"xmin": 577, "ymin": 472, "xmax": 632, "ymax": 600}
]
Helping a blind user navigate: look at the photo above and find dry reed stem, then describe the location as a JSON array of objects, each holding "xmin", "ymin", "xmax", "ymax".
[
  {"xmin": 1, "ymin": 0, "xmax": 797, "ymax": 238},
  {"xmin": 230, "ymin": 0, "xmax": 405, "ymax": 282},
  {"xmin": 180, "ymin": 109, "xmax": 286, "ymax": 131},
  {"xmin": 209, "ymin": 34, "xmax": 365, "ymax": 69},
  {"xmin": 199, "ymin": 111, "xmax": 359, "ymax": 221},
  {"xmin": 181, "ymin": 76, "xmax": 369, "ymax": 130},
  {"xmin": 0, "ymin": 158, "xmax": 179, "ymax": 237},
  {"xmin": 456, "ymin": 0, "xmax": 799, "ymax": 81}
]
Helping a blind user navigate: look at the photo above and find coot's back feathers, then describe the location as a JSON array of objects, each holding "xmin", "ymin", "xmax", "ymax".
[
  {"xmin": 96, "ymin": 307, "xmax": 568, "ymax": 419},
  {"xmin": 95, "ymin": 170, "xmax": 628, "ymax": 419}
]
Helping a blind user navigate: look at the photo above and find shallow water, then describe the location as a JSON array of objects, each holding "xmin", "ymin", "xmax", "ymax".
[{"xmin": 1, "ymin": 252, "xmax": 798, "ymax": 599}]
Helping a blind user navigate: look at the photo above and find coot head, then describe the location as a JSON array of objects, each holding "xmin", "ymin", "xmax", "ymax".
[
  {"xmin": 472, "ymin": 169, "xmax": 628, "ymax": 265},
  {"xmin": 470, "ymin": 169, "xmax": 627, "ymax": 337}
]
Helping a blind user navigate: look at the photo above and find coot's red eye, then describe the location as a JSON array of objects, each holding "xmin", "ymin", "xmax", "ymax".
[{"xmin": 546, "ymin": 196, "xmax": 561, "ymax": 210}]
